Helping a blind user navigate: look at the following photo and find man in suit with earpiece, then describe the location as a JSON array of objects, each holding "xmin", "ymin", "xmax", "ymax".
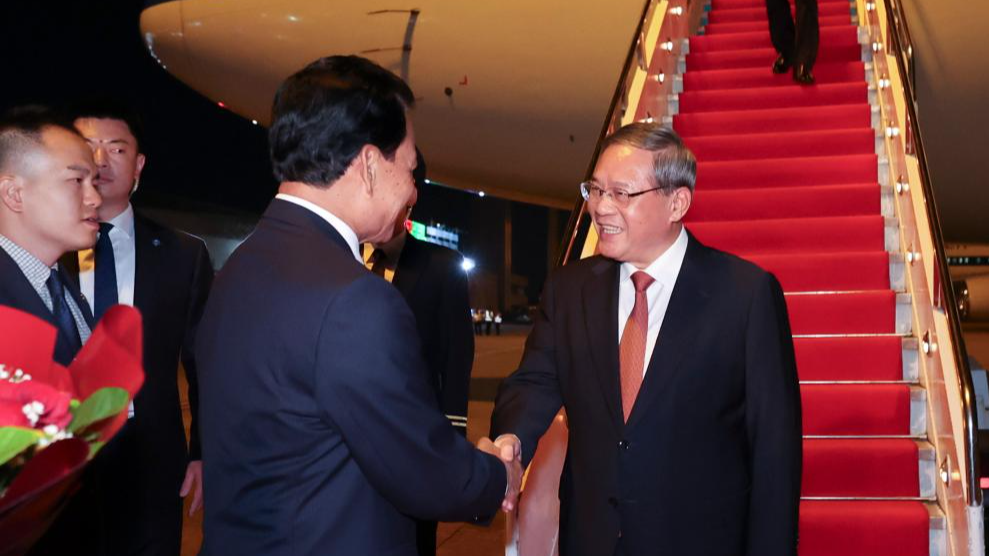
[{"xmin": 59, "ymin": 98, "xmax": 213, "ymax": 556}]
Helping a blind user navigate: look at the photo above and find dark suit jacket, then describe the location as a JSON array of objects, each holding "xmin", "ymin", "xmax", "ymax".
[
  {"xmin": 393, "ymin": 236, "xmax": 474, "ymax": 433},
  {"xmin": 491, "ymin": 233, "xmax": 802, "ymax": 556},
  {"xmin": 0, "ymin": 247, "xmax": 93, "ymax": 366},
  {"xmin": 196, "ymin": 199, "xmax": 505, "ymax": 556},
  {"xmin": 60, "ymin": 212, "xmax": 213, "ymax": 554}
]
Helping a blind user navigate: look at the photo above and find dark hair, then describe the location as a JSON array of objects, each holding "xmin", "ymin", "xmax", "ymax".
[
  {"xmin": 269, "ymin": 55, "xmax": 415, "ymax": 188},
  {"xmin": 68, "ymin": 96, "xmax": 145, "ymax": 151},
  {"xmin": 0, "ymin": 105, "xmax": 82, "ymax": 172},
  {"xmin": 600, "ymin": 122, "xmax": 696, "ymax": 194}
]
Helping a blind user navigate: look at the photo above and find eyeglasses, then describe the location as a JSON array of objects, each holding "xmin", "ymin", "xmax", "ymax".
[{"xmin": 579, "ymin": 181, "xmax": 664, "ymax": 208}]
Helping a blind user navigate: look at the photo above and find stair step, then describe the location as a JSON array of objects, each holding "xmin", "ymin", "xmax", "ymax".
[
  {"xmin": 803, "ymin": 439, "xmax": 928, "ymax": 498},
  {"xmin": 795, "ymin": 336, "xmax": 916, "ymax": 382},
  {"xmin": 687, "ymin": 214, "xmax": 886, "ymax": 255},
  {"xmin": 703, "ymin": 15, "xmax": 853, "ymax": 34},
  {"xmin": 801, "ymin": 384, "xmax": 922, "ymax": 436},
  {"xmin": 689, "ymin": 25, "xmax": 858, "ymax": 53},
  {"xmin": 684, "ymin": 127, "xmax": 875, "ymax": 161},
  {"xmin": 712, "ymin": 0, "xmax": 852, "ymax": 10},
  {"xmin": 697, "ymin": 154, "xmax": 878, "ymax": 189},
  {"xmin": 689, "ymin": 183, "xmax": 882, "ymax": 223},
  {"xmin": 785, "ymin": 290, "xmax": 901, "ymax": 335},
  {"xmin": 675, "ymin": 103, "xmax": 872, "ymax": 136},
  {"xmin": 744, "ymin": 251, "xmax": 890, "ymax": 292},
  {"xmin": 685, "ymin": 43, "xmax": 863, "ymax": 71},
  {"xmin": 707, "ymin": 2, "xmax": 852, "ymax": 24},
  {"xmin": 681, "ymin": 62, "xmax": 867, "ymax": 92},
  {"xmin": 798, "ymin": 500, "xmax": 933, "ymax": 556},
  {"xmin": 678, "ymin": 82, "xmax": 869, "ymax": 113}
]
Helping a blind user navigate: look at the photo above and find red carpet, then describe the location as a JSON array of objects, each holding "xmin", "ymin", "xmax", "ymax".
[
  {"xmin": 794, "ymin": 336, "xmax": 904, "ymax": 381},
  {"xmin": 689, "ymin": 25, "xmax": 858, "ymax": 52},
  {"xmin": 688, "ymin": 215, "xmax": 886, "ymax": 255},
  {"xmin": 801, "ymin": 384, "xmax": 912, "ymax": 435},
  {"xmin": 675, "ymin": 104, "xmax": 872, "ymax": 136},
  {"xmin": 704, "ymin": 14, "xmax": 852, "ymax": 34},
  {"xmin": 803, "ymin": 438, "xmax": 919, "ymax": 496},
  {"xmin": 799, "ymin": 501, "xmax": 930, "ymax": 556},
  {"xmin": 681, "ymin": 62, "xmax": 867, "ymax": 92},
  {"xmin": 746, "ymin": 251, "xmax": 890, "ymax": 290},
  {"xmin": 684, "ymin": 127, "xmax": 875, "ymax": 160},
  {"xmin": 707, "ymin": 3, "xmax": 852, "ymax": 24},
  {"xmin": 679, "ymin": 82, "xmax": 868, "ymax": 112},
  {"xmin": 690, "ymin": 184, "xmax": 880, "ymax": 222},
  {"xmin": 677, "ymin": 1, "xmax": 933, "ymax": 553},
  {"xmin": 697, "ymin": 154, "xmax": 878, "ymax": 188},
  {"xmin": 785, "ymin": 291, "xmax": 895, "ymax": 335}
]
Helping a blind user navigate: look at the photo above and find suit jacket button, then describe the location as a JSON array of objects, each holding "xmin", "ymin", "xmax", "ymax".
[{"xmin": 618, "ymin": 440, "xmax": 629, "ymax": 450}]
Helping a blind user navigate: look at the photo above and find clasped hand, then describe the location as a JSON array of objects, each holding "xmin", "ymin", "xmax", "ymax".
[{"xmin": 477, "ymin": 435, "xmax": 522, "ymax": 512}]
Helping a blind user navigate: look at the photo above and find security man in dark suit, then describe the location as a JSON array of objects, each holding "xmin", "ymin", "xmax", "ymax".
[
  {"xmin": 196, "ymin": 55, "xmax": 519, "ymax": 556},
  {"xmin": 0, "ymin": 107, "xmax": 101, "ymax": 552},
  {"xmin": 485, "ymin": 123, "xmax": 801, "ymax": 556},
  {"xmin": 363, "ymin": 154, "xmax": 475, "ymax": 556},
  {"xmin": 59, "ymin": 99, "xmax": 213, "ymax": 555}
]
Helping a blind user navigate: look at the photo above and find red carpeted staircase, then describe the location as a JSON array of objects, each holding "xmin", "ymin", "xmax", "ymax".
[{"xmin": 675, "ymin": 0, "xmax": 940, "ymax": 554}]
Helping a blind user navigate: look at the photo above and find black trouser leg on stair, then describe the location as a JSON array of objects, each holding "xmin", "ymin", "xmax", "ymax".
[
  {"xmin": 793, "ymin": 0, "xmax": 820, "ymax": 68},
  {"xmin": 765, "ymin": 0, "xmax": 797, "ymax": 62},
  {"xmin": 765, "ymin": 0, "xmax": 819, "ymax": 68}
]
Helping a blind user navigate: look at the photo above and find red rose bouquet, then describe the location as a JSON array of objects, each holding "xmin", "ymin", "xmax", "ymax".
[{"xmin": 0, "ymin": 305, "xmax": 144, "ymax": 555}]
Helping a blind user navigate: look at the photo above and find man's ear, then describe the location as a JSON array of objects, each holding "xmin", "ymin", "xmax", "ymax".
[
  {"xmin": 131, "ymin": 153, "xmax": 147, "ymax": 196},
  {"xmin": 356, "ymin": 145, "xmax": 379, "ymax": 194},
  {"xmin": 0, "ymin": 174, "xmax": 25, "ymax": 213},
  {"xmin": 669, "ymin": 187, "xmax": 692, "ymax": 222}
]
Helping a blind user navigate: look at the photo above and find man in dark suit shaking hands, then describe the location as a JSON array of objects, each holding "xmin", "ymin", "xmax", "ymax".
[
  {"xmin": 196, "ymin": 55, "xmax": 518, "ymax": 556},
  {"xmin": 59, "ymin": 99, "xmax": 214, "ymax": 555},
  {"xmin": 486, "ymin": 123, "xmax": 801, "ymax": 556},
  {"xmin": 363, "ymin": 156, "xmax": 476, "ymax": 556}
]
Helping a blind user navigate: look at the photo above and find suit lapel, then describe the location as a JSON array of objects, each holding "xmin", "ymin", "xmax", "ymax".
[
  {"xmin": 392, "ymin": 236, "xmax": 424, "ymax": 297},
  {"xmin": 582, "ymin": 257, "xmax": 624, "ymax": 432},
  {"xmin": 0, "ymin": 249, "xmax": 55, "ymax": 326},
  {"xmin": 626, "ymin": 235, "xmax": 713, "ymax": 429},
  {"xmin": 133, "ymin": 215, "xmax": 159, "ymax": 316}
]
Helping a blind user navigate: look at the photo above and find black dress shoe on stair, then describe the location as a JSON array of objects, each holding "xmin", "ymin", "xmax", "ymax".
[
  {"xmin": 793, "ymin": 64, "xmax": 815, "ymax": 85},
  {"xmin": 772, "ymin": 54, "xmax": 791, "ymax": 74}
]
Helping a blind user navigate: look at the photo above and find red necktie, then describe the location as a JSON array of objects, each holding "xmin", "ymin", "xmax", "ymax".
[{"xmin": 620, "ymin": 271, "xmax": 655, "ymax": 422}]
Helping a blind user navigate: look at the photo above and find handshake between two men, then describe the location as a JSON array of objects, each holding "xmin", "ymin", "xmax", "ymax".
[{"xmin": 477, "ymin": 435, "xmax": 524, "ymax": 513}]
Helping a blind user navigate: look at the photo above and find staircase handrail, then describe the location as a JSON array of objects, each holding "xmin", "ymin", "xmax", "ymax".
[
  {"xmin": 559, "ymin": 0, "xmax": 656, "ymax": 266},
  {"xmin": 877, "ymin": 0, "xmax": 982, "ymax": 508}
]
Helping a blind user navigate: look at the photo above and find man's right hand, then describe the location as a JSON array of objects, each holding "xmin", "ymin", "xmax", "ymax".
[{"xmin": 477, "ymin": 436, "xmax": 522, "ymax": 512}]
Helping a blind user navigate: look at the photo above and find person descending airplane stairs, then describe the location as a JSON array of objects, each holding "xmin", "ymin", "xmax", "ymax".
[
  {"xmin": 509, "ymin": 0, "xmax": 950, "ymax": 555},
  {"xmin": 677, "ymin": 0, "xmax": 938, "ymax": 554}
]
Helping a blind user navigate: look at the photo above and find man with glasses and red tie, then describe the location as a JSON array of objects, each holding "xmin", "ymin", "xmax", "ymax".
[{"xmin": 484, "ymin": 122, "xmax": 802, "ymax": 556}]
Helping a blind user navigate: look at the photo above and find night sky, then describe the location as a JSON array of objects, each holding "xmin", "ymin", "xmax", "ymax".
[{"xmin": 1, "ymin": 1, "xmax": 569, "ymax": 305}]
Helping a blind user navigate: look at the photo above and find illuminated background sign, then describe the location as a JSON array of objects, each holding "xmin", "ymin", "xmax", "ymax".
[{"xmin": 408, "ymin": 220, "xmax": 460, "ymax": 251}]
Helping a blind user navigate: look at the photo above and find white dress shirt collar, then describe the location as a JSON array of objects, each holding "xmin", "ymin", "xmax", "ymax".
[
  {"xmin": 619, "ymin": 226, "xmax": 689, "ymax": 289},
  {"xmin": 106, "ymin": 203, "xmax": 135, "ymax": 239},
  {"xmin": 275, "ymin": 194, "xmax": 361, "ymax": 262}
]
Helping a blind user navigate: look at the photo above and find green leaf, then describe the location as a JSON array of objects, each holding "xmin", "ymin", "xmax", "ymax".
[
  {"xmin": 68, "ymin": 387, "xmax": 129, "ymax": 434},
  {"xmin": 88, "ymin": 441, "xmax": 106, "ymax": 459},
  {"xmin": 0, "ymin": 427, "xmax": 43, "ymax": 466}
]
